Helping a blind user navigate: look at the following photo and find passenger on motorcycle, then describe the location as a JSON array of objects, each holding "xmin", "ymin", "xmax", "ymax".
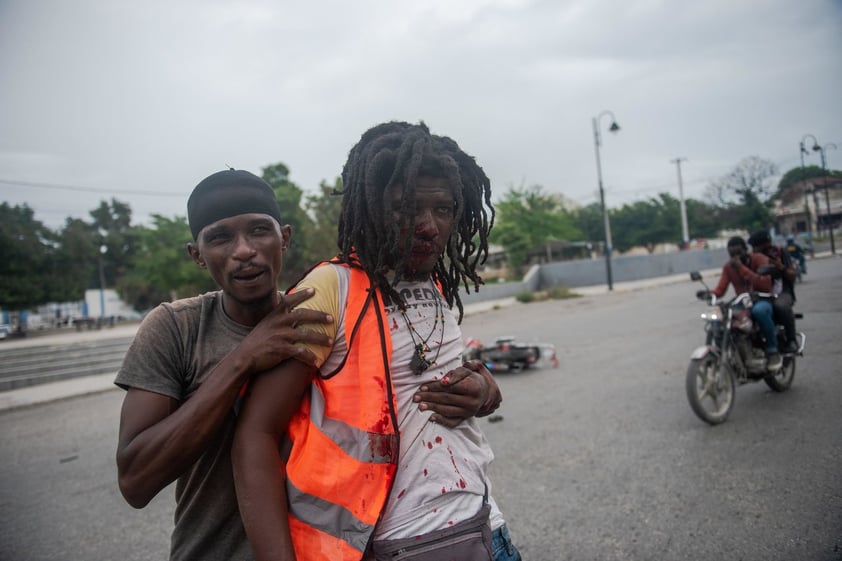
[
  {"xmin": 699, "ymin": 236, "xmax": 782, "ymax": 371},
  {"xmin": 748, "ymin": 230, "xmax": 799, "ymax": 355}
]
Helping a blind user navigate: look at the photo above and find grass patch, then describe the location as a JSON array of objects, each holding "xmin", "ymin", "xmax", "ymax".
[
  {"xmin": 545, "ymin": 286, "xmax": 582, "ymax": 300},
  {"xmin": 515, "ymin": 286, "xmax": 582, "ymax": 304}
]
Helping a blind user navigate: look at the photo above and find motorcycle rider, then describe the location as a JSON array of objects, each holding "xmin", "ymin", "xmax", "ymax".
[
  {"xmin": 700, "ymin": 236, "xmax": 782, "ymax": 371},
  {"xmin": 785, "ymin": 234, "xmax": 807, "ymax": 276},
  {"xmin": 748, "ymin": 230, "xmax": 799, "ymax": 354}
]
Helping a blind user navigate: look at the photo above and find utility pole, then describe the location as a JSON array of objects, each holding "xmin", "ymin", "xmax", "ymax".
[
  {"xmin": 671, "ymin": 157, "xmax": 689, "ymax": 248},
  {"xmin": 592, "ymin": 110, "xmax": 621, "ymax": 290}
]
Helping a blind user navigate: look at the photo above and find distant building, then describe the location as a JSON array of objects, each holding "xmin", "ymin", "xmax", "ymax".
[
  {"xmin": 0, "ymin": 289, "xmax": 137, "ymax": 335},
  {"xmin": 774, "ymin": 176, "xmax": 842, "ymax": 239},
  {"xmin": 83, "ymin": 289, "xmax": 137, "ymax": 319}
]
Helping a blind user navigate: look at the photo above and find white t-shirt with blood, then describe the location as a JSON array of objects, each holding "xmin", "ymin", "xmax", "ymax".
[{"xmin": 294, "ymin": 264, "xmax": 504, "ymax": 540}]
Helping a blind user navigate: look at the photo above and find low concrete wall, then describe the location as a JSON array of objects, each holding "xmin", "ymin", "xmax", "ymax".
[
  {"xmin": 459, "ymin": 265, "xmax": 541, "ymax": 305},
  {"xmin": 460, "ymin": 247, "xmax": 726, "ymax": 304},
  {"xmin": 539, "ymin": 248, "xmax": 725, "ymax": 288}
]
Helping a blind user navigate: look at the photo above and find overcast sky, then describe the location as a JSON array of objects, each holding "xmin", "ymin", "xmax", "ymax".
[{"xmin": 2, "ymin": 0, "xmax": 841, "ymax": 230}]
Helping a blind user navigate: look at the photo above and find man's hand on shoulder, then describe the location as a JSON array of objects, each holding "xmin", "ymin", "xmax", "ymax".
[
  {"xmin": 412, "ymin": 360, "xmax": 502, "ymax": 428},
  {"xmin": 239, "ymin": 288, "xmax": 334, "ymax": 374}
]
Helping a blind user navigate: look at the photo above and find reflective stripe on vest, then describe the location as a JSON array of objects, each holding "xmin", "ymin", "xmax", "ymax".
[
  {"xmin": 286, "ymin": 264, "xmax": 399, "ymax": 560},
  {"xmin": 308, "ymin": 382, "xmax": 397, "ymax": 464},
  {"xmin": 287, "ymin": 479, "xmax": 372, "ymax": 553}
]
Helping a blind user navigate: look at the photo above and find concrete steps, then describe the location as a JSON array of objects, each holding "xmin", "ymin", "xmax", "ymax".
[{"xmin": 0, "ymin": 337, "xmax": 134, "ymax": 391}]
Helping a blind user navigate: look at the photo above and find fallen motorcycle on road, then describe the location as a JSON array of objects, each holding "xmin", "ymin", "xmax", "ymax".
[
  {"xmin": 463, "ymin": 336, "xmax": 559, "ymax": 373},
  {"xmin": 685, "ymin": 270, "xmax": 805, "ymax": 425}
]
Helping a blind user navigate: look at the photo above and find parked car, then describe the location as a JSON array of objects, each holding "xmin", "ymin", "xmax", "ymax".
[{"xmin": 0, "ymin": 324, "xmax": 10, "ymax": 340}]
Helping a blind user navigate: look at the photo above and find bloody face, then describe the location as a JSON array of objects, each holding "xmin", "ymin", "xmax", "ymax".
[{"xmin": 387, "ymin": 176, "xmax": 456, "ymax": 280}]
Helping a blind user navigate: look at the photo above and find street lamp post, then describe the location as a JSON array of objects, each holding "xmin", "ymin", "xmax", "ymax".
[
  {"xmin": 671, "ymin": 157, "xmax": 689, "ymax": 248},
  {"xmin": 814, "ymin": 142, "xmax": 838, "ymax": 255},
  {"xmin": 592, "ymin": 110, "xmax": 621, "ymax": 291},
  {"xmin": 814, "ymin": 142, "xmax": 836, "ymax": 170},
  {"xmin": 800, "ymin": 134, "xmax": 820, "ymax": 245},
  {"xmin": 98, "ymin": 244, "xmax": 107, "ymax": 318},
  {"xmin": 800, "ymin": 134, "xmax": 819, "ymax": 168}
]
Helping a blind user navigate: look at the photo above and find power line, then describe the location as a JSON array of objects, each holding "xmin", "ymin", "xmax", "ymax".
[{"xmin": 0, "ymin": 178, "xmax": 183, "ymax": 197}]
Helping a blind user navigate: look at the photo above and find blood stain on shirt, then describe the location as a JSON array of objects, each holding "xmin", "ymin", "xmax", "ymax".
[{"xmin": 447, "ymin": 445, "xmax": 462, "ymax": 476}]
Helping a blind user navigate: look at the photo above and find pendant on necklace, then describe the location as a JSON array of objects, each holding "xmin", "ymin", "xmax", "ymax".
[{"xmin": 410, "ymin": 343, "xmax": 431, "ymax": 375}]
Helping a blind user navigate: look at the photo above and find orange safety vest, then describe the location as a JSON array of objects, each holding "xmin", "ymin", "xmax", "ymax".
[{"xmin": 285, "ymin": 264, "xmax": 400, "ymax": 560}]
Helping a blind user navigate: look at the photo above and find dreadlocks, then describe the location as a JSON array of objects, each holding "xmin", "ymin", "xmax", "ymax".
[{"xmin": 336, "ymin": 121, "xmax": 495, "ymax": 322}]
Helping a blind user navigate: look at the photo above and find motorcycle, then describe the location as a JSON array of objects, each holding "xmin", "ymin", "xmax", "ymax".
[
  {"xmin": 685, "ymin": 270, "xmax": 805, "ymax": 425},
  {"xmin": 463, "ymin": 336, "xmax": 559, "ymax": 373},
  {"xmin": 784, "ymin": 240, "xmax": 806, "ymax": 282}
]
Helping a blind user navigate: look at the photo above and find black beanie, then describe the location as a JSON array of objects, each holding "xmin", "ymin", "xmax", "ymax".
[{"xmin": 187, "ymin": 169, "xmax": 282, "ymax": 240}]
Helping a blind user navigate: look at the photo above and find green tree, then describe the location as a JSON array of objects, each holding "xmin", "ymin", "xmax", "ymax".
[
  {"xmin": 0, "ymin": 202, "xmax": 139, "ymax": 311},
  {"xmin": 775, "ymin": 165, "xmax": 842, "ymax": 197},
  {"xmin": 51, "ymin": 218, "xmax": 98, "ymax": 302},
  {"xmin": 609, "ymin": 193, "xmax": 722, "ymax": 252},
  {"xmin": 261, "ymin": 163, "xmax": 315, "ymax": 287},
  {"xmin": 684, "ymin": 199, "xmax": 722, "ymax": 241},
  {"xmin": 611, "ymin": 194, "xmax": 682, "ymax": 252},
  {"xmin": 490, "ymin": 186, "xmax": 582, "ymax": 270},
  {"xmin": 573, "ymin": 203, "xmax": 605, "ymax": 248},
  {"xmin": 119, "ymin": 215, "xmax": 215, "ymax": 311},
  {"xmin": 705, "ymin": 156, "xmax": 777, "ymax": 231},
  {"xmin": 305, "ymin": 177, "xmax": 344, "ymax": 262},
  {"xmin": 0, "ymin": 203, "xmax": 53, "ymax": 309},
  {"xmin": 88, "ymin": 198, "xmax": 140, "ymax": 289}
]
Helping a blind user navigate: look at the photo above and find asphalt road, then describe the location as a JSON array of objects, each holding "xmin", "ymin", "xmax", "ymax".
[{"xmin": 1, "ymin": 258, "xmax": 840, "ymax": 561}]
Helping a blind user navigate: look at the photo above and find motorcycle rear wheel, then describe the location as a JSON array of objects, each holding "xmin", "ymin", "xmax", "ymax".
[
  {"xmin": 686, "ymin": 355, "xmax": 735, "ymax": 425},
  {"xmin": 764, "ymin": 355, "xmax": 795, "ymax": 392}
]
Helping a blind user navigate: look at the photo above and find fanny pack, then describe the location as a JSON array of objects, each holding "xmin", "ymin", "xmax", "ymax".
[{"xmin": 367, "ymin": 503, "xmax": 493, "ymax": 561}]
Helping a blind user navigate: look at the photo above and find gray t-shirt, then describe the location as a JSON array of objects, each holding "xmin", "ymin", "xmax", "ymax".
[{"xmin": 115, "ymin": 291, "xmax": 254, "ymax": 561}]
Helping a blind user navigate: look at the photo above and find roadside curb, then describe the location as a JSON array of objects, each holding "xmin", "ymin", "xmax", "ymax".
[{"xmin": 0, "ymin": 372, "xmax": 117, "ymax": 412}]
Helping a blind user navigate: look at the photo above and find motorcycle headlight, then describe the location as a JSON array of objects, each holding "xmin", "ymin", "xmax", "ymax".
[{"xmin": 700, "ymin": 312, "xmax": 720, "ymax": 322}]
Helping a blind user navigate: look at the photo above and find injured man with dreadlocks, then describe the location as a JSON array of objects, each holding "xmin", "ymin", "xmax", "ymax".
[{"xmin": 231, "ymin": 121, "xmax": 522, "ymax": 561}]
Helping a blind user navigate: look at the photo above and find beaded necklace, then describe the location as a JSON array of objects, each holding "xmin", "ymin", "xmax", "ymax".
[{"xmin": 398, "ymin": 283, "xmax": 446, "ymax": 375}]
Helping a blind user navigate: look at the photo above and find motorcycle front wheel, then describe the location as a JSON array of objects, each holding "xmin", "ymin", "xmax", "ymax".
[
  {"xmin": 764, "ymin": 355, "xmax": 795, "ymax": 392},
  {"xmin": 686, "ymin": 355, "xmax": 735, "ymax": 425}
]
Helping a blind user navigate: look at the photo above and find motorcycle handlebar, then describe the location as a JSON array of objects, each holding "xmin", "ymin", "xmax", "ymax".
[{"xmin": 696, "ymin": 291, "xmax": 775, "ymax": 309}]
